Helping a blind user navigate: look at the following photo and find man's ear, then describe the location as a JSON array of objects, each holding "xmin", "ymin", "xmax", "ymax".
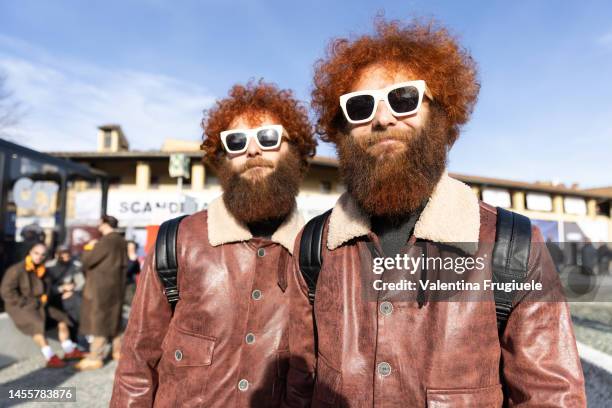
[{"xmin": 429, "ymin": 101, "xmax": 457, "ymax": 148}]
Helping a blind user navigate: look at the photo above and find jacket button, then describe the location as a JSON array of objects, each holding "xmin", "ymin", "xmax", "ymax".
[
  {"xmin": 174, "ymin": 350, "xmax": 183, "ymax": 361},
  {"xmin": 245, "ymin": 333, "xmax": 255, "ymax": 344},
  {"xmin": 238, "ymin": 379, "xmax": 249, "ymax": 391},
  {"xmin": 377, "ymin": 362, "xmax": 391, "ymax": 377},
  {"xmin": 252, "ymin": 289, "xmax": 262, "ymax": 300},
  {"xmin": 257, "ymin": 248, "xmax": 265, "ymax": 257},
  {"xmin": 379, "ymin": 301, "xmax": 393, "ymax": 316}
]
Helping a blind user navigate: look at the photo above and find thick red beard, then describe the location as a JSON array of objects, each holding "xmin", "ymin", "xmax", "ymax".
[
  {"xmin": 218, "ymin": 148, "xmax": 303, "ymax": 224},
  {"xmin": 337, "ymin": 106, "xmax": 451, "ymax": 219}
]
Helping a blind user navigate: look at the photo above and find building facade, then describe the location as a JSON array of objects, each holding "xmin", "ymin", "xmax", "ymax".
[{"xmin": 47, "ymin": 125, "xmax": 612, "ymax": 252}]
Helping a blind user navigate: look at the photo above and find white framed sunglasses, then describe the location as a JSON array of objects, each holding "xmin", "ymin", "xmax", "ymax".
[
  {"xmin": 339, "ymin": 80, "xmax": 433, "ymax": 124},
  {"xmin": 220, "ymin": 124, "xmax": 284, "ymax": 154}
]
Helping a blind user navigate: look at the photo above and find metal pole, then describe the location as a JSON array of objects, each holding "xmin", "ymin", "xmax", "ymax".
[
  {"xmin": 100, "ymin": 177, "xmax": 109, "ymax": 216},
  {"xmin": 57, "ymin": 174, "xmax": 68, "ymax": 246}
]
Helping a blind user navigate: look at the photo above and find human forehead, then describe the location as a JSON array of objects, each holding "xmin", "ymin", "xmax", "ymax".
[
  {"xmin": 228, "ymin": 111, "xmax": 280, "ymax": 129},
  {"xmin": 31, "ymin": 245, "xmax": 46, "ymax": 254},
  {"xmin": 350, "ymin": 63, "xmax": 419, "ymax": 92}
]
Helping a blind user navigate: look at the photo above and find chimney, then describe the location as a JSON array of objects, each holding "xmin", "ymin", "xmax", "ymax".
[{"xmin": 97, "ymin": 124, "xmax": 129, "ymax": 152}]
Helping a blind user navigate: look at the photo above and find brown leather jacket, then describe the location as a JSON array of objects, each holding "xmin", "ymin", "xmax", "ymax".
[
  {"xmin": 111, "ymin": 196, "xmax": 304, "ymax": 407},
  {"xmin": 284, "ymin": 174, "xmax": 586, "ymax": 407}
]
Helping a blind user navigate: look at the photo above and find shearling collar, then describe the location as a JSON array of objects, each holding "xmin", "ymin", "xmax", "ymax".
[
  {"xmin": 327, "ymin": 172, "xmax": 480, "ymax": 254},
  {"xmin": 207, "ymin": 196, "xmax": 304, "ymax": 254}
]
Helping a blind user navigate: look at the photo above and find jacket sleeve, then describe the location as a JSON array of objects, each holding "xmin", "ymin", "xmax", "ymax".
[
  {"xmin": 282, "ymin": 229, "xmax": 316, "ymax": 408},
  {"xmin": 501, "ymin": 226, "xmax": 587, "ymax": 407},
  {"xmin": 1, "ymin": 265, "xmax": 27, "ymax": 308},
  {"xmin": 110, "ymin": 250, "xmax": 173, "ymax": 407},
  {"xmin": 81, "ymin": 239, "xmax": 107, "ymax": 270}
]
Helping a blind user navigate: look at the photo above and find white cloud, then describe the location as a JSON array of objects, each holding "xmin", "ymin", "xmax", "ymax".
[
  {"xmin": 0, "ymin": 36, "xmax": 215, "ymax": 151},
  {"xmin": 598, "ymin": 30, "xmax": 612, "ymax": 48}
]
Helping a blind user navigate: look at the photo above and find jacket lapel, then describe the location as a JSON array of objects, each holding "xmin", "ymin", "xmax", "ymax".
[
  {"xmin": 207, "ymin": 196, "xmax": 304, "ymax": 254},
  {"xmin": 326, "ymin": 172, "xmax": 480, "ymax": 254}
]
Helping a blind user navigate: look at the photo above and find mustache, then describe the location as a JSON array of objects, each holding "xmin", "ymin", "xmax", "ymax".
[
  {"xmin": 360, "ymin": 128, "xmax": 416, "ymax": 147},
  {"xmin": 240, "ymin": 157, "xmax": 275, "ymax": 173}
]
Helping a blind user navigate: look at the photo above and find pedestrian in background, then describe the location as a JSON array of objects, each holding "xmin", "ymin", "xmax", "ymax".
[
  {"xmin": 581, "ymin": 239, "xmax": 598, "ymax": 275},
  {"xmin": 597, "ymin": 242, "xmax": 610, "ymax": 275},
  {"xmin": 46, "ymin": 246, "xmax": 85, "ymax": 341},
  {"xmin": 546, "ymin": 238, "xmax": 565, "ymax": 273},
  {"xmin": 1, "ymin": 243, "xmax": 85, "ymax": 368},
  {"xmin": 74, "ymin": 215, "xmax": 128, "ymax": 371},
  {"xmin": 124, "ymin": 240, "xmax": 141, "ymax": 305}
]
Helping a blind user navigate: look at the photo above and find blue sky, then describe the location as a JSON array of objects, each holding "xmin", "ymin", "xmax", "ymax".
[{"xmin": 0, "ymin": 0, "xmax": 611, "ymax": 187}]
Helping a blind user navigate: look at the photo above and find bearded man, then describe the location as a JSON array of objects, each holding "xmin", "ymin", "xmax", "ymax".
[
  {"xmin": 284, "ymin": 20, "xmax": 586, "ymax": 407},
  {"xmin": 111, "ymin": 80, "xmax": 316, "ymax": 407}
]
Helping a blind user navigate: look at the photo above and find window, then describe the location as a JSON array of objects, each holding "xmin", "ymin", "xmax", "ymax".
[
  {"xmin": 150, "ymin": 175, "xmax": 160, "ymax": 189},
  {"xmin": 482, "ymin": 188, "xmax": 511, "ymax": 208},
  {"xmin": 564, "ymin": 197, "xmax": 587, "ymax": 215},
  {"xmin": 597, "ymin": 201, "xmax": 609, "ymax": 217},
  {"xmin": 526, "ymin": 193, "xmax": 552, "ymax": 212},
  {"xmin": 104, "ymin": 131, "xmax": 112, "ymax": 148}
]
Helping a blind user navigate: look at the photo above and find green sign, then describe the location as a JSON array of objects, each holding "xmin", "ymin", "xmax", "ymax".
[{"xmin": 169, "ymin": 154, "xmax": 190, "ymax": 178}]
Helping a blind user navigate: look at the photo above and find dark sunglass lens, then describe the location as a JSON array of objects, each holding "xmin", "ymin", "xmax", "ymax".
[
  {"xmin": 388, "ymin": 86, "xmax": 419, "ymax": 114},
  {"xmin": 225, "ymin": 133, "xmax": 247, "ymax": 151},
  {"xmin": 256, "ymin": 128, "xmax": 280, "ymax": 147},
  {"xmin": 346, "ymin": 95, "xmax": 375, "ymax": 121}
]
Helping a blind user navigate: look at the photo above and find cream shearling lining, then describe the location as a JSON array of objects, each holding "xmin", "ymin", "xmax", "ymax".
[
  {"xmin": 207, "ymin": 196, "xmax": 304, "ymax": 254},
  {"xmin": 326, "ymin": 173, "xmax": 480, "ymax": 254}
]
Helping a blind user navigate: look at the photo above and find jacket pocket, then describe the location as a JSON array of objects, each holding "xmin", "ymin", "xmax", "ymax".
[
  {"xmin": 156, "ymin": 325, "xmax": 216, "ymax": 406},
  {"xmin": 21, "ymin": 298, "xmax": 39, "ymax": 309},
  {"xmin": 426, "ymin": 384, "xmax": 503, "ymax": 408},
  {"xmin": 162, "ymin": 325, "xmax": 216, "ymax": 367},
  {"xmin": 313, "ymin": 354, "xmax": 342, "ymax": 405}
]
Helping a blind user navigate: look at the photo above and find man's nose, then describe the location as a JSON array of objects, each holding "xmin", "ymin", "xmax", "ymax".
[
  {"xmin": 371, "ymin": 99, "xmax": 397, "ymax": 129},
  {"xmin": 245, "ymin": 137, "xmax": 262, "ymax": 157}
]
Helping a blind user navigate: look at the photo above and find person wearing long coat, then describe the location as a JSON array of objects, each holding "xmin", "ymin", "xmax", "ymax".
[
  {"xmin": 1, "ymin": 243, "xmax": 85, "ymax": 367},
  {"xmin": 75, "ymin": 215, "xmax": 128, "ymax": 371}
]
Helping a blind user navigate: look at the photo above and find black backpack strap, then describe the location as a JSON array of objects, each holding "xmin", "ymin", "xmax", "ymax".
[
  {"xmin": 299, "ymin": 209, "xmax": 332, "ymax": 305},
  {"xmin": 155, "ymin": 215, "xmax": 188, "ymax": 308},
  {"xmin": 492, "ymin": 207, "xmax": 532, "ymax": 334}
]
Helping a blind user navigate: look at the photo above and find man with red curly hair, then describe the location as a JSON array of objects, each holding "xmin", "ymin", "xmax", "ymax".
[
  {"xmin": 284, "ymin": 20, "xmax": 586, "ymax": 407},
  {"xmin": 111, "ymin": 80, "xmax": 316, "ymax": 407}
]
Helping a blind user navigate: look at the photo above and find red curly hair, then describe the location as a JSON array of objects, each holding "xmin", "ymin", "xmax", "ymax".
[
  {"xmin": 312, "ymin": 18, "xmax": 480, "ymax": 144},
  {"xmin": 201, "ymin": 80, "xmax": 316, "ymax": 170}
]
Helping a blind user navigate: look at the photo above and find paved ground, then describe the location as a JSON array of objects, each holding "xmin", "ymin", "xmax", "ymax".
[
  {"xmin": 0, "ymin": 358, "xmax": 116, "ymax": 407},
  {"xmin": 0, "ymin": 351, "xmax": 611, "ymax": 407},
  {"xmin": 571, "ymin": 302, "xmax": 612, "ymax": 355},
  {"xmin": 570, "ymin": 300, "xmax": 612, "ymax": 406},
  {"xmin": 0, "ymin": 298, "xmax": 611, "ymax": 407}
]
